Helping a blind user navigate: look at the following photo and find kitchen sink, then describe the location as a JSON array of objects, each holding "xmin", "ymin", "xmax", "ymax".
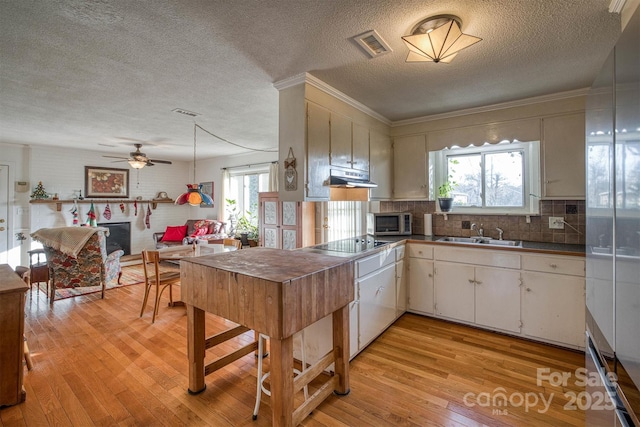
[
  {"xmin": 437, "ymin": 237, "xmax": 478, "ymax": 243},
  {"xmin": 436, "ymin": 236, "xmax": 522, "ymax": 247}
]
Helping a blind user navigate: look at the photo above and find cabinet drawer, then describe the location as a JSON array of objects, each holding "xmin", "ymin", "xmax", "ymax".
[
  {"xmin": 356, "ymin": 248, "xmax": 395, "ymax": 278},
  {"xmin": 395, "ymin": 245, "xmax": 405, "ymax": 261},
  {"xmin": 435, "ymin": 246, "xmax": 521, "ymax": 269},
  {"xmin": 408, "ymin": 244, "xmax": 433, "ymax": 259},
  {"xmin": 522, "ymin": 255, "xmax": 585, "ymax": 276}
]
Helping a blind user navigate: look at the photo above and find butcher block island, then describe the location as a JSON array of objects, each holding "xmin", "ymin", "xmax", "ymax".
[{"xmin": 180, "ymin": 248, "xmax": 355, "ymax": 427}]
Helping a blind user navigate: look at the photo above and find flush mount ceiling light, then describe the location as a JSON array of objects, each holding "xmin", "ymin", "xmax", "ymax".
[{"xmin": 401, "ymin": 15, "xmax": 481, "ymax": 63}]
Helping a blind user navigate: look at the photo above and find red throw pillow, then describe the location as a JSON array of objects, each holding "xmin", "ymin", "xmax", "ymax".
[
  {"xmin": 161, "ymin": 225, "xmax": 188, "ymax": 242},
  {"xmin": 191, "ymin": 227, "xmax": 208, "ymax": 238}
]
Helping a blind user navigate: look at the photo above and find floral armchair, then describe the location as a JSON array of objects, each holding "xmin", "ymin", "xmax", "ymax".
[{"xmin": 41, "ymin": 230, "xmax": 123, "ymax": 305}]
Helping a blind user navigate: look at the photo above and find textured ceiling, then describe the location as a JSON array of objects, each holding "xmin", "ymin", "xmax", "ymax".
[{"xmin": 0, "ymin": 0, "xmax": 621, "ymax": 161}]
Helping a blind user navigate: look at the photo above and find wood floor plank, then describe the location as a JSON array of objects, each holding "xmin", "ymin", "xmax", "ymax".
[{"xmin": 1, "ymin": 266, "xmax": 587, "ymax": 427}]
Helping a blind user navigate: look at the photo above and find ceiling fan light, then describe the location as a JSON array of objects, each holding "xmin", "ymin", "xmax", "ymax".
[
  {"xmin": 402, "ymin": 15, "xmax": 481, "ymax": 64},
  {"xmin": 128, "ymin": 159, "xmax": 146, "ymax": 169}
]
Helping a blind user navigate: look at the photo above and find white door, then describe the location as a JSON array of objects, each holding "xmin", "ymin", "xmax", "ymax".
[
  {"xmin": 0, "ymin": 165, "xmax": 9, "ymax": 264},
  {"xmin": 475, "ymin": 267, "xmax": 521, "ymax": 333},
  {"xmin": 408, "ymin": 258, "xmax": 434, "ymax": 315},
  {"xmin": 434, "ymin": 262, "xmax": 475, "ymax": 323}
]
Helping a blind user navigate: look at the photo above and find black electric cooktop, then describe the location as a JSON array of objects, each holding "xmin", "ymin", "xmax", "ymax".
[{"xmin": 313, "ymin": 235, "xmax": 390, "ymax": 253}]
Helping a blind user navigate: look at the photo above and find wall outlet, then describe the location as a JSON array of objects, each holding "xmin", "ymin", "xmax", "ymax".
[{"xmin": 549, "ymin": 216, "xmax": 565, "ymax": 229}]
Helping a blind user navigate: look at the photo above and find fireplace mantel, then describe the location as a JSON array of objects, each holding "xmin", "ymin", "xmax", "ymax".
[{"xmin": 29, "ymin": 199, "xmax": 175, "ymax": 212}]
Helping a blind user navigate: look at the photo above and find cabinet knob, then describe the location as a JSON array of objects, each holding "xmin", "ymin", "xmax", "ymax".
[
  {"xmin": 468, "ymin": 279, "xmax": 475, "ymax": 284},
  {"xmin": 526, "ymin": 288, "xmax": 532, "ymax": 292},
  {"xmin": 549, "ymin": 264, "xmax": 558, "ymax": 269},
  {"xmin": 428, "ymin": 273, "xmax": 433, "ymax": 278},
  {"xmin": 475, "ymin": 280, "xmax": 482, "ymax": 285}
]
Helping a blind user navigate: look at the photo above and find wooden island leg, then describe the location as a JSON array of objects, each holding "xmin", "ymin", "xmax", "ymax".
[
  {"xmin": 332, "ymin": 304, "xmax": 350, "ymax": 395},
  {"xmin": 187, "ymin": 304, "xmax": 206, "ymax": 394},
  {"xmin": 269, "ymin": 335, "xmax": 294, "ymax": 427}
]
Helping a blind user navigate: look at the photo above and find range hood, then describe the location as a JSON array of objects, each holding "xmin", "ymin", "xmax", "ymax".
[{"xmin": 329, "ymin": 169, "xmax": 377, "ymax": 188}]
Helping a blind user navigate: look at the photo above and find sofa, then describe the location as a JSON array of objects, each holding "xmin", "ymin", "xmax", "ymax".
[{"xmin": 154, "ymin": 219, "xmax": 227, "ymax": 248}]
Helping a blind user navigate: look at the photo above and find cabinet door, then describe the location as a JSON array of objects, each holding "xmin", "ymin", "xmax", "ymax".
[
  {"xmin": 543, "ymin": 113, "xmax": 586, "ymax": 198},
  {"xmin": 358, "ymin": 263, "xmax": 396, "ymax": 347},
  {"xmin": 260, "ymin": 195, "xmax": 279, "ymax": 248},
  {"xmin": 369, "ymin": 129, "xmax": 392, "ymax": 200},
  {"xmin": 474, "ymin": 267, "xmax": 521, "ymax": 333},
  {"xmin": 393, "ymin": 134, "xmax": 427, "ymax": 199},
  {"xmin": 330, "ymin": 112, "xmax": 352, "ymax": 169},
  {"xmin": 408, "ymin": 258, "xmax": 434, "ymax": 315},
  {"xmin": 434, "ymin": 262, "xmax": 474, "ymax": 323},
  {"xmin": 396, "ymin": 259, "xmax": 406, "ymax": 316},
  {"xmin": 351, "ymin": 122, "xmax": 370, "ymax": 172},
  {"xmin": 280, "ymin": 201, "xmax": 300, "ymax": 250},
  {"xmin": 349, "ymin": 300, "xmax": 359, "ymax": 359},
  {"xmin": 306, "ymin": 102, "xmax": 331, "ymax": 199},
  {"xmin": 522, "ymin": 271, "xmax": 585, "ymax": 348}
]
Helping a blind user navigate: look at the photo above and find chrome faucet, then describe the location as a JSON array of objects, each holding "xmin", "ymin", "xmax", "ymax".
[
  {"xmin": 496, "ymin": 227, "xmax": 504, "ymax": 240},
  {"xmin": 471, "ymin": 223, "xmax": 484, "ymax": 237}
]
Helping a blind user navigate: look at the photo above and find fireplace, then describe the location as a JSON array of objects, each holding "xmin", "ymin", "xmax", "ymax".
[{"xmin": 98, "ymin": 222, "xmax": 131, "ymax": 255}]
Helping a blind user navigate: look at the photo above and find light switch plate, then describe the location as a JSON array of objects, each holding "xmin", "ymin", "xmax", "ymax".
[{"xmin": 549, "ymin": 216, "xmax": 565, "ymax": 229}]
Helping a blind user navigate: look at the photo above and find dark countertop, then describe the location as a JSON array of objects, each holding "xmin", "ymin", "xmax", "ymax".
[{"xmin": 300, "ymin": 234, "xmax": 585, "ymax": 259}]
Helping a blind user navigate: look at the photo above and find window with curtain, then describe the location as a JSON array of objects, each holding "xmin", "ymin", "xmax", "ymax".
[
  {"xmin": 225, "ymin": 167, "xmax": 270, "ymax": 225},
  {"xmin": 430, "ymin": 141, "xmax": 540, "ymax": 214}
]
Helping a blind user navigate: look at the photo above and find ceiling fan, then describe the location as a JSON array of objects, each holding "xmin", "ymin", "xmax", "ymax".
[{"xmin": 103, "ymin": 144, "xmax": 172, "ymax": 169}]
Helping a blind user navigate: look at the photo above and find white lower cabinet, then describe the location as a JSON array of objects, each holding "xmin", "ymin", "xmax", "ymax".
[
  {"xmin": 433, "ymin": 262, "xmax": 521, "ymax": 332},
  {"xmin": 358, "ymin": 262, "xmax": 396, "ymax": 348},
  {"xmin": 408, "ymin": 258, "xmax": 434, "ymax": 315},
  {"xmin": 395, "ymin": 245, "xmax": 406, "ymax": 316},
  {"xmin": 522, "ymin": 271, "xmax": 585, "ymax": 348},
  {"xmin": 474, "ymin": 267, "xmax": 521, "ymax": 333},
  {"xmin": 434, "ymin": 262, "xmax": 475, "ymax": 323}
]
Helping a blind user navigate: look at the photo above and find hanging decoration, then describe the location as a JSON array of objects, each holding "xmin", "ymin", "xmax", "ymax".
[
  {"xmin": 103, "ymin": 202, "xmax": 112, "ymax": 220},
  {"xmin": 119, "ymin": 202, "xmax": 125, "ymax": 213},
  {"xmin": 86, "ymin": 202, "xmax": 97, "ymax": 227},
  {"xmin": 30, "ymin": 181, "xmax": 49, "ymax": 199},
  {"xmin": 70, "ymin": 201, "xmax": 79, "ymax": 225},
  {"xmin": 145, "ymin": 203, "xmax": 152, "ymax": 229},
  {"xmin": 133, "ymin": 200, "xmax": 138, "ymax": 216},
  {"xmin": 175, "ymin": 124, "xmax": 214, "ymax": 206},
  {"xmin": 284, "ymin": 147, "xmax": 297, "ymax": 191}
]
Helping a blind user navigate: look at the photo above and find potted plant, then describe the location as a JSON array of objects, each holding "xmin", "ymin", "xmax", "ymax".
[
  {"xmin": 438, "ymin": 181, "xmax": 456, "ymax": 212},
  {"xmin": 236, "ymin": 211, "xmax": 259, "ymax": 247}
]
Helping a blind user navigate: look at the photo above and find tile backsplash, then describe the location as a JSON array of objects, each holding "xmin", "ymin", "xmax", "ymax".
[{"xmin": 379, "ymin": 200, "xmax": 585, "ymax": 245}]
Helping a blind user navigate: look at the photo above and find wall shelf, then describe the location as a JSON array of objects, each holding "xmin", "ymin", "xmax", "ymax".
[{"xmin": 29, "ymin": 199, "xmax": 175, "ymax": 212}]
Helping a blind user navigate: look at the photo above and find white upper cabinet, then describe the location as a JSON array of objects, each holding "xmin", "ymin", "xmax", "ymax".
[
  {"xmin": 330, "ymin": 112, "xmax": 370, "ymax": 173},
  {"xmin": 542, "ymin": 113, "xmax": 586, "ymax": 198},
  {"xmin": 306, "ymin": 102, "xmax": 331, "ymax": 200},
  {"xmin": 369, "ymin": 129, "xmax": 392, "ymax": 200},
  {"xmin": 393, "ymin": 134, "xmax": 427, "ymax": 199}
]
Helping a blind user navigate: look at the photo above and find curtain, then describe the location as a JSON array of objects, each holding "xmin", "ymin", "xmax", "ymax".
[
  {"xmin": 427, "ymin": 118, "xmax": 541, "ymax": 151},
  {"xmin": 268, "ymin": 162, "xmax": 279, "ymax": 192},
  {"xmin": 220, "ymin": 169, "xmax": 230, "ymax": 223}
]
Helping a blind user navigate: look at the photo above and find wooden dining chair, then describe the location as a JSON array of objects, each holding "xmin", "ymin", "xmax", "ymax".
[
  {"xmin": 140, "ymin": 250, "xmax": 181, "ymax": 323},
  {"xmin": 223, "ymin": 238, "xmax": 242, "ymax": 250}
]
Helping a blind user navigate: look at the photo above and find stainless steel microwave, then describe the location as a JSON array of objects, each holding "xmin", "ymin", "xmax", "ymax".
[{"xmin": 367, "ymin": 212, "xmax": 412, "ymax": 236}]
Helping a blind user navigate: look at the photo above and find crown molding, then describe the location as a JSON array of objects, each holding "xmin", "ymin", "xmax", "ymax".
[
  {"xmin": 391, "ymin": 87, "xmax": 590, "ymax": 127},
  {"xmin": 609, "ymin": 0, "xmax": 627, "ymax": 13},
  {"xmin": 274, "ymin": 72, "xmax": 392, "ymax": 125},
  {"xmin": 275, "ymin": 74, "xmax": 590, "ymax": 129}
]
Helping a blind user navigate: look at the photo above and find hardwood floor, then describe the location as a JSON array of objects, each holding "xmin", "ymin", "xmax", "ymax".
[{"xmin": 1, "ymin": 277, "xmax": 585, "ymax": 426}]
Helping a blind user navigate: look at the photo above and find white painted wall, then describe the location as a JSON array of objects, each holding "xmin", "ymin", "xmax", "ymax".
[{"xmin": 27, "ymin": 145, "xmax": 193, "ymax": 255}]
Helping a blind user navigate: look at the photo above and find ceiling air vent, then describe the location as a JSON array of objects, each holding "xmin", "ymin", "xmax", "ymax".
[
  {"xmin": 172, "ymin": 108, "xmax": 200, "ymax": 117},
  {"xmin": 354, "ymin": 30, "xmax": 392, "ymax": 58}
]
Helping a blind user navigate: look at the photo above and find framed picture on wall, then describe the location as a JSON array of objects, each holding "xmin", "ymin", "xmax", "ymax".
[
  {"xmin": 85, "ymin": 166, "xmax": 129, "ymax": 198},
  {"xmin": 200, "ymin": 181, "xmax": 214, "ymax": 207}
]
